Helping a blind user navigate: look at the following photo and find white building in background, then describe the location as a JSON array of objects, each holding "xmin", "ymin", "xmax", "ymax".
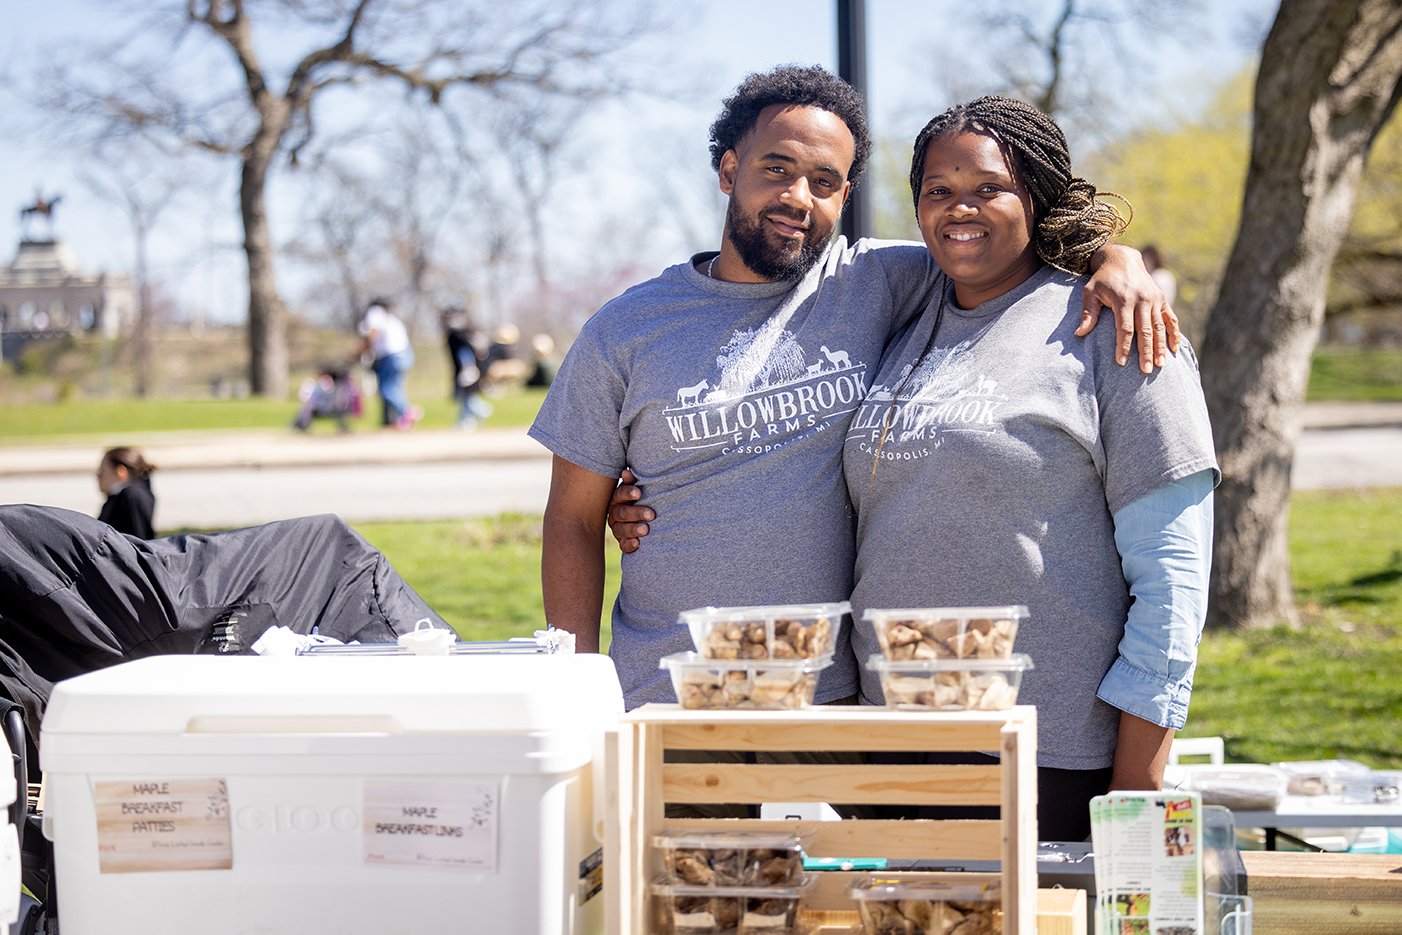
[{"xmin": 0, "ymin": 234, "xmax": 134, "ymax": 362}]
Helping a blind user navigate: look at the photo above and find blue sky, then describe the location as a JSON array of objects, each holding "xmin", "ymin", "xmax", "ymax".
[{"xmin": 1, "ymin": 0, "xmax": 1276, "ymax": 324}]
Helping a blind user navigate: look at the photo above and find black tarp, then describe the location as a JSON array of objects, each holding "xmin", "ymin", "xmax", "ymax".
[{"xmin": 0, "ymin": 505, "xmax": 448, "ymax": 748}]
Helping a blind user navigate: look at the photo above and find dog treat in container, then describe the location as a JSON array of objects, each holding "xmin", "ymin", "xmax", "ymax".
[
  {"xmin": 661, "ymin": 652, "xmax": 830, "ymax": 710},
  {"xmin": 863, "ymin": 606, "xmax": 1024, "ymax": 660},
  {"xmin": 653, "ymin": 830, "xmax": 805, "ymax": 887},
  {"xmin": 849, "ymin": 877, "xmax": 1001, "ymax": 934},
  {"xmin": 680, "ymin": 602, "xmax": 847, "ymax": 661},
  {"xmin": 866, "ymin": 654, "xmax": 1032, "ymax": 711},
  {"xmin": 648, "ymin": 877, "xmax": 814, "ymax": 934}
]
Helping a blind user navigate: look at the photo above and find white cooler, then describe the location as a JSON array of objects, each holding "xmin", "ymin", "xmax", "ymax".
[{"xmin": 40, "ymin": 653, "xmax": 623, "ymax": 934}]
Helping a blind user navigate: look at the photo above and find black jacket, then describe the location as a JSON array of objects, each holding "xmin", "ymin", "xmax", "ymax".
[{"xmin": 97, "ymin": 481, "xmax": 156, "ymax": 539}]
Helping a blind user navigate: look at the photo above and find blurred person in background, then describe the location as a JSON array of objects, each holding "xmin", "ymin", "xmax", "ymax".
[
  {"xmin": 354, "ymin": 297, "xmax": 421, "ymax": 430},
  {"xmin": 526, "ymin": 333, "xmax": 558, "ymax": 388},
  {"xmin": 442, "ymin": 305, "xmax": 489, "ymax": 430},
  {"xmin": 1141, "ymin": 245, "xmax": 1177, "ymax": 307},
  {"xmin": 96, "ymin": 447, "xmax": 157, "ymax": 539}
]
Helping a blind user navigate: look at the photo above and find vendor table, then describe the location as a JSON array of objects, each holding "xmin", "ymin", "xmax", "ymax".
[
  {"xmin": 1241, "ymin": 851, "xmax": 1402, "ymax": 934},
  {"xmin": 1227, "ymin": 796, "xmax": 1402, "ymax": 850}
]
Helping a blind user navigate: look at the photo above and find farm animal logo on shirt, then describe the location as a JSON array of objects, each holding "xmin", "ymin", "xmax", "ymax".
[
  {"xmin": 846, "ymin": 338, "xmax": 1006, "ymax": 459},
  {"xmin": 662, "ymin": 327, "xmax": 867, "ymax": 456}
]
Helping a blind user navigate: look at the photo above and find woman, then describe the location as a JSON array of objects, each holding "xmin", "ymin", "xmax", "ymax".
[
  {"xmin": 843, "ymin": 97, "xmax": 1217, "ymax": 839},
  {"xmin": 96, "ymin": 446, "xmax": 157, "ymax": 538}
]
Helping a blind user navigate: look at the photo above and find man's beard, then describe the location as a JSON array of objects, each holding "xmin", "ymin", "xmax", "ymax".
[{"xmin": 724, "ymin": 199, "xmax": 830, "ymax": 283}]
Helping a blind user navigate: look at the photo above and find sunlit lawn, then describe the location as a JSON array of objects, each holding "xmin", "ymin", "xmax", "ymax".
[{"xmin": 0, "ymin": 387, "xmax": 549, "ymax": 438}]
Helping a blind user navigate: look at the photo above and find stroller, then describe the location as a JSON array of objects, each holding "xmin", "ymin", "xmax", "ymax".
[
  {"xmin": 291, "ymin": 366, "xmax": 362, "ymax": 433},
  {"xmin": 0, "ymin": 505, "xmax": 452, "ymax": 932}
]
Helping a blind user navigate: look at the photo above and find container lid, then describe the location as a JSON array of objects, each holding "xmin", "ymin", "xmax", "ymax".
[
  {"xmin": 660, "ymin": 651, "xmax": 834, "ymax": 673},
  {"xmin": 653, "ymin": 829, "xmax": 804, "ymax": 851},
  {"xmin": 1270, "ymin": 759, "xmax": 1370, "ymax": 778},
  {"xmin": 862, "ymin": 605, "xmax": 1027, "ymax": 621},
  {"xmin": 865, "ymin": 653, "xmax": 1033, "ymax": 674},
  {"xmin": 678, "ymin": 602, "xmax": 851, "ymax": 624},
  {"xmin": 848, "ymin": 876, "xmax": 1000, "ymax": 902},
  {"xmin": 650, "ymin": 875, "xmax": 814, "ymax": 898},
  {"xmin": 41, "ymin": 654, "xmax": 623, "ymax": 737}
]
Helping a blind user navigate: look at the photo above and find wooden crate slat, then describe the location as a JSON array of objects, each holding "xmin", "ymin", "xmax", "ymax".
[
  {"xmin": 655, "ymin": 716, "xmax": 1007, "ymax": 752},
  {"xmin": 661, "ymin": 762, "xmax": 1003, "ymax": 806},
  {"xmin": 655, "ymin": 817, "xmax": 1004, "ymax": 861},
  {"xmin": 1000, "ymin": 713, "xmax": 1039, "ymax": 935}
]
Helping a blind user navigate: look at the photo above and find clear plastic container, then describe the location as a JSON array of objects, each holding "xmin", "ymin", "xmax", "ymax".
[
  {"xmin": 1338, "ymin": 771, "xmax": 1401, "ymax": 806},
  {"xmin": 1270, "ymin": 759, "xmax": 1371, "ymax": 796},
  {"xmin": 863, "ymin": 606, "xmax": 1025, "ymax": 661},
  {"xmin": 661, "ymin": 652, "xmax": 830, "ymax": 710},
  {"xmin": 649, "ymin": 875, "xmax": 814, "ymax": 934},
  {"xmin": 653, "ymin": 830, "xmax": 805, "ymax": 887},
  {"xmin": 680, "ymin": 602, "xmax": 847, "ymax": 661},
  {"xmin": 848, "ymin": 876, "xmax": 1001, "ymax": 934},
  {"xmin": 1178, "ymin": 765, "xmax": 1289, "ymax": 811},
  {"xmin": 866, "ymin": 654, "xmax": 1033, "ymax": 711}
]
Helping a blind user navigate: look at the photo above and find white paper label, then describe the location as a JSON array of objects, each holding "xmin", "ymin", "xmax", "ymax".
[
  {"xmin": 363, "ymin": 778, "xmax": 498, "ymax": 872},
  {"xmin": 94, "ymin": 778, "xmax": 232, "ymax": 873}
]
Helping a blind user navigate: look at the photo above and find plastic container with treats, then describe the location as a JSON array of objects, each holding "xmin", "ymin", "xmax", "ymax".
[
  {"xmin": 866, "ymin": 654, "xmax": 1033, "ymax": 711},
  {"xmin": 680, "ymin": 602, "xmax": 847, "ymax": 661},
  {"xmin": 649, "ymin": 876, "xmax": 814, "ymax": 935},
  {"xmin": 863, "ymin": 606, "xmax": 1025, "ymax": 661},
  {"xmin": 653, "ymin": 830, "xmax": 806, "ymax": 887},
  {"xmin": 661, "ymin": 652, "xmax": 831, "ymax": 710},
  {"xmin": 1177, "ymin": 765, "xmax": 1290, "ymax": 811},
  {"xmin": 1270, "ymin": 759, "xmax": 1371, "ymax": 796},
  {"xmin": 849, "ymin": 877, "xmax": 1001, "ymax": 935}
]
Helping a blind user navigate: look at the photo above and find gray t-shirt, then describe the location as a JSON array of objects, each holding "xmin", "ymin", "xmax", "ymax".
[
  {"xmin": 531, "ymin": 238, "xmax": 939, "ymax": 708},
  {"xmin": 843, "ymin": 266, "xmax": 1217, "ymax": 769}
]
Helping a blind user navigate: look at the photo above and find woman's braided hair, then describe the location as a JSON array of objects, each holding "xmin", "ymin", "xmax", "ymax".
[{"xmin": 908, "ymin": 95, "xmax": 1129, "ymax": 274}]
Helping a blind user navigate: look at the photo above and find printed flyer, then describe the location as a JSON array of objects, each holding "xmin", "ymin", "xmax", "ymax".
[{"xmin": 1091, "ymin": 791, "xmax": 1205, "ymax": 935}]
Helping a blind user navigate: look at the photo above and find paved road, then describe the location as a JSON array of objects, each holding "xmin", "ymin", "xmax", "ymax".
[
  {"xmin": 0, "ymin": 458, "xmax": 554, "ymax": 528},
  {"xmin": 0, "ymin": 408, "xmax": 1399, "ymax": 529}
]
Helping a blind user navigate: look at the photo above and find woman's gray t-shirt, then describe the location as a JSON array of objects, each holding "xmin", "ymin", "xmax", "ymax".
[{"xmin": 843, "ymin": 266, "xmax": 1217, "ymax": 769}]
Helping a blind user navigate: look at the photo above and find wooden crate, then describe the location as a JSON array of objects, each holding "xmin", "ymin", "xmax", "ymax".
[{"xmin": 611, "ymin": 705, "xmax": 1038, "ymax": 935}]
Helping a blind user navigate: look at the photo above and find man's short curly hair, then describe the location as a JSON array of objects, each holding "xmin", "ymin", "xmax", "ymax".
[{"xmin": 708, "ymin": 64, "xmax": 871, "ymax": 187}]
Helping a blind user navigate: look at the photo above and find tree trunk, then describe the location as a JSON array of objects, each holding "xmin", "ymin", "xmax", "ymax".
[
  {"xmin": 133, "ymin": 213, "xmax": 153, "ymax": 398},
  {"xmin": 241, "ymin": 140, "xmax": 289, "ymax": 398},
  {"xmin": 1199, "ymin": 0, "xmax": 1402, "ymax": 630}
]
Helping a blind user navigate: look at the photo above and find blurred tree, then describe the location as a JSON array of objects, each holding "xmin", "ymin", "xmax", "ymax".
[
  {"xmin": 918, "ymin": 0, "xmax": 1222, "ymax": 149},
  {"xmin": 23, "ymin": 0, "xmax": 653, "ymax": 396},
  {"xmin": 79, "ymin": 140, "xmax": 199, "ymax": 397},
  {"xmin": 1327, "ymin": 112, "xmax": 1402, "ymax": 334},
  {"xmin": 1086, "ymin": 71, "xmax": 1255, "ymax": 343},
  {"xmin": 1199, "ymin": 0, "xmax": 1402, "ymax": 630}
]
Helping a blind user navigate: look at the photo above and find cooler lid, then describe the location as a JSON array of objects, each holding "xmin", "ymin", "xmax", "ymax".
[{"xmin": 41, "ymin": 654, "xmax": 623, "ymax": 737}]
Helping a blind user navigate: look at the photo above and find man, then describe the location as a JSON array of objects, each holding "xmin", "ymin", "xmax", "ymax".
[{"xmin": 529, "ymin": 65, "xmax": 1173, "ymax": 710}]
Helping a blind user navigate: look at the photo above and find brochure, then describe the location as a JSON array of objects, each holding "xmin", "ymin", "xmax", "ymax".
[{"xmin": 1090, "ymin": 791, "xmax": 1205, "ymax": 935}]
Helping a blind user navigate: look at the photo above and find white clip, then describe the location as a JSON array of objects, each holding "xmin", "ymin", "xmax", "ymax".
[{"xmin": 396, "ymin": 618, "xmax": 457, "ymax": 656}]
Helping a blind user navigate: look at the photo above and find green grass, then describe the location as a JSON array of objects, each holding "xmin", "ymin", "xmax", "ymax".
[
  {"xmin": 355, "ymin": 514, "xmax": 620, "ymax": 647},
  {"xmin": 1307, "ymin": 346, "xmax": 1402, "ymax": 401},
  {"xmin": 1182, "ymin": 488, "xmax": 1402, "ymax": 769},
  {"xmin": 0, "ymin": 388, "xmax": 549, "ymax": 439},
  {"xmin": 356, "ymin": 488, "xmax": 1402, "ymax": 771}
]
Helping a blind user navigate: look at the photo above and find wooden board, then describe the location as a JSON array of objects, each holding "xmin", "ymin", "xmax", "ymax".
[{"xmin": 1242, "ymin": 851, "xmax": 1402, "ymax": 935}]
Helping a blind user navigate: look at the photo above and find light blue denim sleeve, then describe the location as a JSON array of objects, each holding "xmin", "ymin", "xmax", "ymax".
[{"xmin": 1096, "ymin": 469, "xmax": 1215, "ymax": 729}]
